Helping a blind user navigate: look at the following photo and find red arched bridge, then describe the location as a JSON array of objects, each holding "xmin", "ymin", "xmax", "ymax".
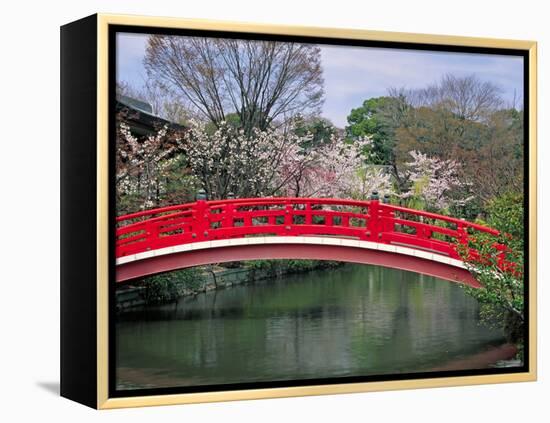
[{"xmin": 115, "ymin": 197, "xmax": 508, "ymax": 287}]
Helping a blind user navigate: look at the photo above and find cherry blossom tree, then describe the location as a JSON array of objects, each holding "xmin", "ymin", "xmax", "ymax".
[
  {"xmin": 348, "ymin": 166, "xmax": 394, "ymax": 200},
  {"xmin": 180, "ymin": 120, "xmax": 314, "ymax": 199},
  {"xmin": 181, "ymin": 120, "xmax": 390, "ymax": 200},
  {"xmin": 116, "ymin": 121, "xmax": 195, "ymax": 212},
  {"xmin": 118, "ymin": 116, "xmax": 397, "ymax": 211},
  {"xmin": 276, "ymin": 135, "xmax": 392, "ymax": 199},
  {"xmin": 399, "ymin": 150, "xmax": 473, "ymax": 211}
]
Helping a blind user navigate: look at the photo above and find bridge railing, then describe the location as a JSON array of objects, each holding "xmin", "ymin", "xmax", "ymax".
[{"xmin": 115, "ymin": 197, "xmax": 504, "ymax": 266}]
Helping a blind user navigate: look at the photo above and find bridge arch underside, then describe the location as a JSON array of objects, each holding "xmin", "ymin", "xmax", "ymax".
[{"xmin": 116, "ymin": 237, "xmax": 480, "ymax": 288}]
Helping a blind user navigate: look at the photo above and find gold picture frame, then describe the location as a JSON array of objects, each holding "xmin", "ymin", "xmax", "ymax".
[{"xmin": 60, "ymin": 13, "xmax": 537, "ymax": 409}]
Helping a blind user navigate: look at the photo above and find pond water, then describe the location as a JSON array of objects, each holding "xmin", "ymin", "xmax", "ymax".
[{"xmin": 116, "ymin": 263, "xmax": 508, "ymax": 390}]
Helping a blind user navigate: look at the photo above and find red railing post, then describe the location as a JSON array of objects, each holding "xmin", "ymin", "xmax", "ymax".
[
  {"xmin": 387, "ymin": 208, "xmax": 395, "ymax": 237},
  {"xmin": 305, "ymin": 202, "xmax": 312, "ymax": 225},
  {"xmin": 144, "ymin": 220, "xmax": 158, "ymax": 251},
  {"xmin": 223, "ymin": 203, "xmax": 234, "ymax": 229},
  {"xmin": 193, "ymin": 200, "xmax": 209, "ymax": 241},
  {"xmin": 379, "ymin": 204, "xmax": 394, "ymax": 241},
  {"xmin": 454, "ymin": 221, "xmax": 469, "ymax": 260},
  {"xmin": 284, "ymin": 202, "xmax": 293, "ymax": 234},
  {"xmin": 367, "ymin": 199, "xmax": 380, "ymax": 241}
]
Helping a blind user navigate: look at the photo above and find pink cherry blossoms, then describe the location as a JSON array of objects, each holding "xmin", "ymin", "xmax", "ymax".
[
  {"xmin": 182, "ymin": 120, "xmax": 392, "ymax": 200},
  {"xmin": 400, "ymin": 150, "xmax": 473, "ymax": 210},
  {"xmin": 117, "ymin": 122, "xmax": 179, "ymax": 209}
]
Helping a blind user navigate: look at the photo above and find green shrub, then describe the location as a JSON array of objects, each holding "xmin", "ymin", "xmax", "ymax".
[{"xmin": 140, "ymin": 268, "xmax": 205, "ymax": 304}]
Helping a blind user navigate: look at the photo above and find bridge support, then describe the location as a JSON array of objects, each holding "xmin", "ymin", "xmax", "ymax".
[{"xmin": 116, "ymin": 238, "xmax": 480, "ymax": 287}]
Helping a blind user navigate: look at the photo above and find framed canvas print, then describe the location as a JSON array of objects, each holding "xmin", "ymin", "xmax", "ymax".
[{"xmin": 60, "ymin": 13, "xmax": 537, "ymax": 409}]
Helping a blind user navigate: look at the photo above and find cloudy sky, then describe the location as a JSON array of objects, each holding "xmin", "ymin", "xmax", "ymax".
[{"xmin": 117, "ymin": 32, "xmax": 524, "ymax": 128}]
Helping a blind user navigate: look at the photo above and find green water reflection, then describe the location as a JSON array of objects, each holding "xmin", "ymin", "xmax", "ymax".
[{"xmin": 116, "ymin": 264, "xmax": 505, "ymax": 390}]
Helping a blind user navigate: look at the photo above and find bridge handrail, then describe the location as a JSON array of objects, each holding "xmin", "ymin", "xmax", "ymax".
[
  {"xmin": 115, "ymin": 197, "xmax": 506, "ymax": 267},
  {"xmin": 116, "ymin": 197, "xmax": 498, "ymax": 232},
  {"xmin": 379, "ymin": 203, "xmax": 499, "ymax": 235},
  {"xmin": 116, "ymin": 203, "xmax": 197, "ymax": 223},
  {"xmin": 116, "ymin": 197, "xmax": 377, "ymax": 223}
]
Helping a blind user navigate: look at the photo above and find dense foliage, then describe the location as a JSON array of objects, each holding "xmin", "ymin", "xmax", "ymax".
[
  {"xmin": 140, "ymin": 268, "xmax": 206, "ymax": 304},
  {"xmin": 459, "ymin": 193, "xmax": 524, "ymax": 344}
]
